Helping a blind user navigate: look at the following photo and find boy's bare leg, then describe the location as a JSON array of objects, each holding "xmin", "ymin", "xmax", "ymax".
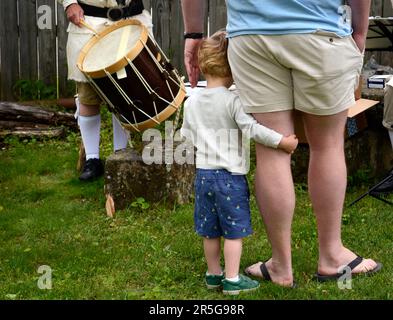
[
  {"xmin": 224, "ymin": 239, "xmax": 242, "ymax": 278},
  {"xmin": 203, "ymin": 238, "xmax": 222, "ymax": 275}
]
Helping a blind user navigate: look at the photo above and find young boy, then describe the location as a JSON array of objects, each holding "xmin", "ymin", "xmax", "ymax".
[{"xmin": 181, "ymin": 31, "xmax": 298, "ymax": 295}]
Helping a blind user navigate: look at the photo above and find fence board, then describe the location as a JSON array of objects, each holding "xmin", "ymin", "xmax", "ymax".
[
  {"xmin": 380, "ymin": 0, "xmax": 393, "ymax": 66},
  {"xmin": 37, "ymin": 0, "xmax": 57, "ymax": 88},
  {"xmin": 383, "ymin": 0, "xmax": 393, "ymax": 16},
  {"xmin": 143, "ymin": 0, "xmax": 152, "ymax": 11},
  {"xmin": 0, "ymin": 0, "xmax": 20, "ymax": 101},
  {"xmin": 208, "ymin": 0, "xmax": 227, "ymax": 34},
  {"xmin": 371, "ymin": 0, "xmax": 384, "ymax": 16},
  {"xmin": 169, "ymin": 0, "xmax": 185, "ymax": 74},
  {"xmin": 365, "ymin": 0, "xmax": 384, "ymax": 66},
  {"xmin": 19, "ymin": 0, "xmax": 38, "ymax": 81},
  {"xmin": 151, "ymin": 0, "xmax": 171, "ymax": 55},
  {"xmin": 57, "ymin": 1, "xmax": 70, "ymax": 98}
]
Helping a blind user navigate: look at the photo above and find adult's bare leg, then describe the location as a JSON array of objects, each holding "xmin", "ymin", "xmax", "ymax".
[
  {"xmin": 79, "ymin": 104, "xmax": 100, "ymax": 117},
  {"xmin": 303, "ymin": 110, "xmax": 378, "ymax": 275},
  {"xmin": 245, "ymin": 110, "xmax": 295, "ymax": 287}
]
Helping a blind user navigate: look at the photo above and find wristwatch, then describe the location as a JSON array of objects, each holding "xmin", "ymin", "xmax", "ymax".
[{"xmin": 184, "ymin": 32, "xmax": 204, "ymax": 40}]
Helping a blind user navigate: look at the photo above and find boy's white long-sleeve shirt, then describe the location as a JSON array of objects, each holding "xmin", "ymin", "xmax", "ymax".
[{"xmin": 181, "ymin": 87, "xmax": 283, "ymax": 174}]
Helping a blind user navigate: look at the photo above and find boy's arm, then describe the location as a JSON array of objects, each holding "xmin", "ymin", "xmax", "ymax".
[{"xmin": 231, "ymin": 97, "xmax": 283, "ymax": 148}]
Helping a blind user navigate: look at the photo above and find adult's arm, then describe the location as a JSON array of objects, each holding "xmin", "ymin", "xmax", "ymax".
[
  {"xmin": 347, "ymin": 0, "xmax": 371, "ymax": 53},
  {"xmin": 181, "ymin": 0, "xmax": 206, "ymax": 87}
]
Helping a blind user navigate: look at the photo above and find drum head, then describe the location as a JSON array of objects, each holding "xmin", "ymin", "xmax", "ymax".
[{"xmin": 81, "ymin": 23, "xmax": 143, "ymax": 73}]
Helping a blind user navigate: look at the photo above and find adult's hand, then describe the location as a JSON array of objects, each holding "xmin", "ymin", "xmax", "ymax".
[
  {"xmin": 66, "ymin": 3, "xmax": 84, "ymax": 27},
  {"xmin": 347, "ymin": 0, "xmax": 371, "ymax": 54},
  {"xmin": 352, "ymin": 32, "xmax": 366, "ymax": 54},
  {"xmin": 184, "ymin": 38, "xmax": 202, "ymax": 88}
]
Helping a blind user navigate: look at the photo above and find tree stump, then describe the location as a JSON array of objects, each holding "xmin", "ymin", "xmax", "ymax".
[{"xmin": 104, "ymin": 148, "xmax": 195, "ymax": 210}]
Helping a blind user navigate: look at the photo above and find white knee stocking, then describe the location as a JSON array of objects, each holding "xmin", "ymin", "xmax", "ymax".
[
  {"xmin": 389, "ymin": 130, "xmax": 393, "ymax": 150},
  {"xmin": 79, "ymin": 114, "xmax": 101, "ymax": 160}
]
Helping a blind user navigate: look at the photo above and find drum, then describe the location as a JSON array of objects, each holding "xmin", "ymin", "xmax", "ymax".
[{"xmin": 77, "ymin": 19, "xmax": 186, "ymax": 132}]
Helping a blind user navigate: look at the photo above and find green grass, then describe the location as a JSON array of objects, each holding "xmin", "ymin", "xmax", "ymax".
[{"xmin": 0, "ymin": 134, "xmax": 392, "ymax": 300}]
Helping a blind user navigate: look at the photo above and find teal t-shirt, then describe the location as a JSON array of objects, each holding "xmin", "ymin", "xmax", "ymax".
[{"xmin": 226, "ymin": 0, "xmax": 352, "ymax": 37}]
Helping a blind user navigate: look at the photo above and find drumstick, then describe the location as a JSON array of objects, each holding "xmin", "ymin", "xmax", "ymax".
[{"xmin": 80, "ymin": 19, "xmax": 99, "ymax": 37}]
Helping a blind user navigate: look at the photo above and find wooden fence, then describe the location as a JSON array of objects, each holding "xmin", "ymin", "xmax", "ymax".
[
  {"xmin": 0, "ymin": 0, "xmax": 227, "ymax": 101},
  {"xmin": 0, "ymin": 0, "xmax": 392, "ymax": 101}
]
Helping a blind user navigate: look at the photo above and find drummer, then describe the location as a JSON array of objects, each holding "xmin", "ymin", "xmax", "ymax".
[{"xmin": 58, "ymin": 0, "xmax": 153, "ymax": 181}]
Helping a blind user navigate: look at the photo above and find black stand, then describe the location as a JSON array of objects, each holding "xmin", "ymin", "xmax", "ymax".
[
  {"xmin": 349, "ymin": 17, "xmax": 393, "ymax": 206},
  {"xmin": 349, "ymin": 172, "xmax": 393, "ymax": 206}
]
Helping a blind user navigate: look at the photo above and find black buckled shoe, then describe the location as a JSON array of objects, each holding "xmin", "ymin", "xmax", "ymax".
[
  {"xmin": 371, "ymin": 172, "xmax": 393, "ymax": 194},
  {"xmin": 79, "ymin": 158, "xmax": 104, "ymax": 181}
]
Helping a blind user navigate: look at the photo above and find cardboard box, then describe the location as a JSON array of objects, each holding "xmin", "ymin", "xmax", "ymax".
[{"xmin": 295, "ymin": 98, "xmax": 380, "ymax": 144}]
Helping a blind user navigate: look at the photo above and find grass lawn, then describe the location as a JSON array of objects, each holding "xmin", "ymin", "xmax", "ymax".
[{"xmin": 0, "ymin": 132, "xmax": 392, "ymax": 300}]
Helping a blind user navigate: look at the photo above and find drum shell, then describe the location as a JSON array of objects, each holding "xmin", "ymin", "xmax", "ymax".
[
  {"xmin": 92, "ymin": 37, "xmax": 184, "ymax": 131},
  {"xmin": 78, "ymin": 20, "xmax": 185, "ymax": 132}
]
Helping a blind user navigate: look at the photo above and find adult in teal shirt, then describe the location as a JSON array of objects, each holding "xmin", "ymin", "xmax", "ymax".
[
  {"xmin": 181, "ymin": 0, "xmax": 381, "ymax": 287},
  {"xmin": 226, "ymin": 0, "xmax": 352, "ymax": 37}
]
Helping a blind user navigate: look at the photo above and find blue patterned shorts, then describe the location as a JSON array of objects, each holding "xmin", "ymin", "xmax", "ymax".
[{"xmin": 194, "ymin": 169, "xmax": 253, "ymax": 239}]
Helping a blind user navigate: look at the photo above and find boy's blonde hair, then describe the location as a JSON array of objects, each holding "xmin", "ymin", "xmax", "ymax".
[{"xmin": 198, "ymin": 30, "xmax": 232, "ymax": 78}]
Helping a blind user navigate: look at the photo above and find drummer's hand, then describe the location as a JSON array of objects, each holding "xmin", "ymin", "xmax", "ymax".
[
  {"xmin": 184, "ymin": 39, "xmax": 202, "ymax": 88},
  {"xmin": 66, "ymin": 4, "xmax": 84, "ymax": 27}
]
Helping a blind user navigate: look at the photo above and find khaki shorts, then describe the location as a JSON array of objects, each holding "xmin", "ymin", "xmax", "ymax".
[
  {"xmin": 228, "ymin": 32, "xmax": 364, "ymax": 115},
  {"xmin": 77, "ymin": 82, "xmax": 102, "ymax": 106},
  {"xmin": 383, "ymin": 84, "xmax": 393, "ymax": 130}
]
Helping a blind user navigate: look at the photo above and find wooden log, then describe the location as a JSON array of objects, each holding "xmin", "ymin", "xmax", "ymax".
[
  {"xmin": 0, "ymin": 102, "xmax": 77, "ymax": 129},
  {"xmin": 0, "ymin": 127, "xmax": 65, "ymax": 139},
  {"xmin": 20, "ymin": 98, "xmax": 77, "ymax": 110},
  {"xmin": 0, "ymin": 121, "xmax": 51, "ymax": 130}
]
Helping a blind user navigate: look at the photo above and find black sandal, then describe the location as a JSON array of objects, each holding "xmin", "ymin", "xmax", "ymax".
[
  {"xmin": 315, "ymin": 255, "xmax": 382, "ymax": 282},
  {"xmin": 245, "ymin": 261, "xmax": 297, "ymax": 288}
]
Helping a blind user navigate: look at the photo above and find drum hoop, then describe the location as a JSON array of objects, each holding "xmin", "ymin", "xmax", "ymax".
[
  {"xmin": 77, "ymin": 19, "xmax": 149, "ymax": 79},
  {"xmin": 122, "ymin": 83, "xmax": 186, "ymax": 132}
]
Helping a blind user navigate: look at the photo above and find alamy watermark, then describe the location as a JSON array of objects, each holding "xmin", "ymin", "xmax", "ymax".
[
  {"xmin": 141, "ymin": 121, "xmax": 251, "ymax": 172},
  {"xmin": 337, "ymin": 265, "xmax": 352, "ymax": 290},
  {"xmin": 37, "ymin": 265, "xmax": 52, "ymax": 290},
  {"xmin": 37, "ymin": 5, "xmax": 52, "ymax": 30}
]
